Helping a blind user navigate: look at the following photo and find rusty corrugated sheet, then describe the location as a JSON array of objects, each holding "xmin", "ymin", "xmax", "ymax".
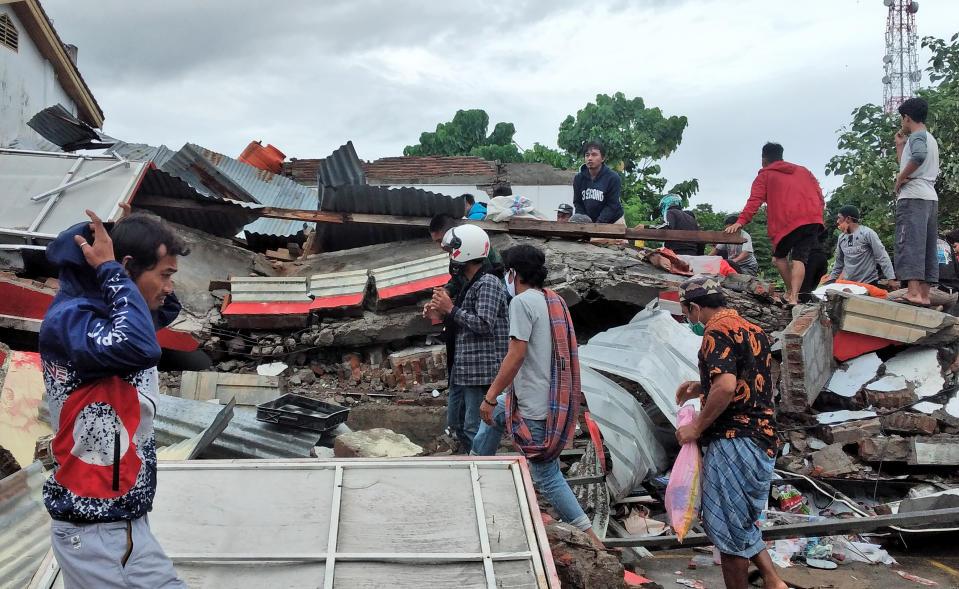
[
  {"xmin": 316, "ymin": 184, "xmax": 465, "ymax": 252},
  {"xmin": 0, "ymin": 462, "xmax": 51, "ymax": 589},
  {"xmin": 317, "ymin": 141, "xmax": 366, "ymax": 187}
]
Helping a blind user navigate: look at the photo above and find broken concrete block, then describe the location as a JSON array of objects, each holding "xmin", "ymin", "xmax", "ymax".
[
  {"xmin": 909, "ymin": 435, "xmax": 959, "ymax": 465},
  {"xmin": 883, "ymin": 412, "xmax": 938, "ymax": 435},
  {"xmin": 858, "ymin": 435, "xmax": 911, "ymax": 462},
  {"xmin": 862, "ymin": 387, "xmax": 916, "ymax": 409},
  {"xmin": 823, "ymin": 418, "xmax": 881, "ymax": 445},
  {"xmin": 780, "ymin": 305, "xmax": 834, "ymax": 413},
  {"xmin": 811, "ymin": 443, "xmax": 859, "ymax": 476},
  {"xmin": 826, "ymin": 291, "xmax": 957, "ymax": 344},
  {"xmin": 333, "ymin": 428, "xmax": 423, "ymax": 458},
  {"xmin": 826, "ymin": 353, "xmax": 881, "ymax": 398},
  {"xmin": 883, "ymin": 347, "xmax": 945, "ymax": 398}
]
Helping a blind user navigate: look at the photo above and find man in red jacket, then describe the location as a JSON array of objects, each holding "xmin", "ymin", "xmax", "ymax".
[{"xmin": 726, "ymin": 143, "xmax": 825, "ymax": 305}]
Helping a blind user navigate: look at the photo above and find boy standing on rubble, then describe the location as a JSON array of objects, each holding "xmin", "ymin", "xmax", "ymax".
[
  {"xmin": 470, "ymin": 244, "xmax": 606, "ymax": 548},
  {"xmin": 41, "ymin": 210, "xmax": 189, "ymax": 588},
  {"xmin": 429, "ymin": 225, "xmax": 509, "ymax": 453},
  {"xmin": 674, "ymin": 276, "xmax": 786, "ymax": 589}
]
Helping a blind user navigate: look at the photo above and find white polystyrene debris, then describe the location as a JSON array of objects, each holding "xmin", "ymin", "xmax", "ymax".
[
  {"xmin": 913, "ymin": 401, "xmax": 944, "ymax": 414},
  {"xmin": 827, "ymin": 353, "xmax": 882, "ymax": 397},
  {"xmin": 883, "ymin": 348, "xmax": 944, "ymax": 398},
  {"xmin": 256, "ymin": 362, "xmax": 288, "ymax": 377},
  {"xmin": 864, "ymin": 374, "xmax": 908, "ymax": 392}
]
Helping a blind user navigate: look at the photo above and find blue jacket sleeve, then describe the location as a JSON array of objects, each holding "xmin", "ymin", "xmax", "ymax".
[
  {"xmin": 596, "ymin": 173, "xmax": 624, "ymax": 223},
  {"xmin": 572, "ymin": 176, "xmax": 586, "ymax": 215},
  {"xmin": 155, "ymin": 292, "xmax": 182, "ymax": 330},
  {"xmin": 54, "ymin": 261, "xmax": 162, "ymax": 380}
]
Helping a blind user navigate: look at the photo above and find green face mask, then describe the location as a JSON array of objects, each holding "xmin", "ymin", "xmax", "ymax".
[{"xmin": 690, "ymin": 322, "xmax": 705, "ymax": 336}]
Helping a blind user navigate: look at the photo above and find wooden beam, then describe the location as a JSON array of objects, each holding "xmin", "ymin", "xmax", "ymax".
[
  {"xmin": 137, "ymin": 196, "xmax": 745, "ymax": 244},
  {"xmin": 603, "ymin": 506, "xmax": 959, "ymax": 549}
]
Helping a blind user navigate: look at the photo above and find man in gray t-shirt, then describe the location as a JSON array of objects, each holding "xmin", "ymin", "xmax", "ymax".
[
  {"xmin": 894, "ymin": 97, "xmax": 940, "ymax": 305},
  {"xmin": 709, "ymin": 214, "xmax": 759, "ymax": 275},
  {"xmin": 469, "ymin": 244, "xmax": 605, "ymax": 548},
  {"xmin": 827, "ymin": 205, "xmax": 898, "ymax": 288}
]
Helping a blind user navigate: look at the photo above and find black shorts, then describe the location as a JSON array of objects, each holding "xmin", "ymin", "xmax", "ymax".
[{"xmin": 773, "ymin": 223, "xmax": 821, "ymax": 264}]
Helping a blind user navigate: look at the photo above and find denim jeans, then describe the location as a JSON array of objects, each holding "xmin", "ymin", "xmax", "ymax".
[
  {"xmin": 472, "ymin": 394, "xmax": 591, "ymax": 531},
  {"xmin": 447, "ymin": 383, "xmax": 486, "ymax": 453}
]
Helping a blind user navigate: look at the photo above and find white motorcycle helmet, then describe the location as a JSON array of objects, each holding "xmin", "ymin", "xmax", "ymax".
[{"xmin": 442, "ymin": 224, "xmax": 490, "ymax": 264}]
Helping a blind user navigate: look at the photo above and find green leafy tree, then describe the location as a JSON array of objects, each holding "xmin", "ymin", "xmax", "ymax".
[
  {"xmin": 404, "ymin": 110, "xmax": 524, "ymax": 162},
  {"xmin": 520, "ymin": 142, "xmax": 577, "ymax": 169},
  {"xmin": 556, "ymin": 92, "xmax": 698, "ymax": 225},
  {"xmin": 826, "ymin": 32, "xmax": 959, "ymax": 252}
]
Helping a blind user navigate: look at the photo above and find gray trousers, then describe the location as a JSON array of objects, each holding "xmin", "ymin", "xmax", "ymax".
[
  {"xmin": 895, "ymin": 198, "xmax": 939, "ymax": 283},
  {"xmin": 51, "ymin": 516, "xmax": 185, "ymax": 589}
]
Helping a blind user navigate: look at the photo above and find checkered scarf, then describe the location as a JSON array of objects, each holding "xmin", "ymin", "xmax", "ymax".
[{"xmin": 505, "ymin": 288, "xmax": 580, "ymax": 463}]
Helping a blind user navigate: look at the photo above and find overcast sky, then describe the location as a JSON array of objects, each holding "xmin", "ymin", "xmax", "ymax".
[{"xmin": 44, "ymin": 0, "xmax": 959, "ymax": 212}]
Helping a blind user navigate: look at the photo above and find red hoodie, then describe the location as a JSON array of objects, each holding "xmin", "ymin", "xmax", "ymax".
[{"xmin": 736, "ymin": 160, "xmax": 825, "ymax": 248}]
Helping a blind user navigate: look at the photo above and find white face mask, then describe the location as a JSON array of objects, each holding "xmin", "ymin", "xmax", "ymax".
[{"xmin": 505, "ymin": 270, "xmax": 516, "ymax": 297}]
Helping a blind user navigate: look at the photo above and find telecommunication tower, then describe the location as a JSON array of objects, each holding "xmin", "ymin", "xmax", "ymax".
[{"xmin": 882, "ymin": 0, "xmax": 921, "ymax": 114}]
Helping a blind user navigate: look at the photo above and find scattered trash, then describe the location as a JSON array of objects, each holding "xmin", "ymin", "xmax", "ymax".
[
  {"xmin": 431, "ymin": 389, "xmax": 440, "ymax": 398},
  {"xmin": 674, "ymin": 578, "xmax": 706, "ymax": 589},
  {"xmin": 773, "ymin": 484, "xmax": 810, "ymax": 514},
  {"xmin": 895, "ymin": 570, "xmax": 940, "ymax": 586},
  {"xmin": 256, "ymin": 361, "xmax": 289, "ymax": 376},
  {"xmin": 623, "ymin": 507, "xmax": 669, "ymax": 536}
]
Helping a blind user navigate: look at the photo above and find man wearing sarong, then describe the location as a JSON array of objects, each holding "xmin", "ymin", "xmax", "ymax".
[{"xmin": 674, "ymin": 276, "xmax": 786, "ymax": 589}]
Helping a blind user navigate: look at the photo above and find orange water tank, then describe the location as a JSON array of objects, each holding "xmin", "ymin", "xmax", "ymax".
[{"xmin": 238, "ymin": 141, "xmax": 286, "ymax": 174}]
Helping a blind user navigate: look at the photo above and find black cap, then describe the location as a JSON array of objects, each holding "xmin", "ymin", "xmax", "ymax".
[{"xmin": 556, "ymin": 204, "xmax": 573, "ymax": 214}]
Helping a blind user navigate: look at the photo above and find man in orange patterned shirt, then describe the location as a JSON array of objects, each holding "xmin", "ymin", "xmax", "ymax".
[{"xmin": 674, "ymin": 276, "xmax": 785, "ymax": 589}]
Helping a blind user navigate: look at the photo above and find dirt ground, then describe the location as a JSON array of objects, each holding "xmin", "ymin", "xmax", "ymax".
[{"xmin": 634, "ymin": 547, "xmax": 959, "ymax": 588}]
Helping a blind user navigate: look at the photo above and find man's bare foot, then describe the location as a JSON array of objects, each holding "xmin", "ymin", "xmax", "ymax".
[{"xmin": 903, "ymin": 294, "xmax": 931, "ymax": 305}]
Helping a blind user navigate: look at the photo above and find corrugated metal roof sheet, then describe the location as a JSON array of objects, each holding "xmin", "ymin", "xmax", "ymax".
[
  {"xmin": 579, "ymin": 307, "xmax": 702, "ymax": 428},
  {"xmin": 230, "ymin": 277, "xmax": 311, "ymax": 303},
  {"xmin": 371, "ymin": 253, "xmax": 449, "ymax": 299},
  {"xmin": 111, "ymin": 142, "xmax": 317, "ymax": 240},
  {"xmin": 26, "ymin": 104, "xmax": 101, "ymax": 151},
  {"xmin": 316, "ymin": 184, "xmax": 465, "ymax": 252},
  {"xmin": 364, "ymin": 155, "xmax": 496, "ymax": 182},
  {"xmin": 0, "ymin": 462, "xmax": 51, "ymax": 589},
  {"xmin": 134, "ymin": 167, "xmax": 253, "ymax": 238},
  {"xmin": 154, "ymin": 395, "xmax": 320, "ymax": 459},
  {"xmin": 317, "ymin": 141, "xmax": 366, "ymax": 187},
  {"xmin": 580, "ymin": 367, "xmax": 667, "ymax": 502}
]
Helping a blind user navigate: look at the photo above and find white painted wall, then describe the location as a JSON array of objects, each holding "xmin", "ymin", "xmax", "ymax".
[
  {"xmin": 0, "ymin": 5, "xmax": 78, "ymax": 148},
  {"xmin": 381, "ymin": 183, "xmax": 573, "ymax": 218}
]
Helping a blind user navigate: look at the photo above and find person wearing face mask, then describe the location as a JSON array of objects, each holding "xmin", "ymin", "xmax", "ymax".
[
  {"xmin": 429, "ymin": 225, "xmax": 509, "ymax": 453},
  {"xmin": 470, "ymin": 245, "xmax": 607, "ymax": 549},
  {"xmin": 826, "ymin": 205, "xmax": 898, "ymax": 289},
  {"xmin": 674, "ymin": 276, "xmax": 785, "ymax": 589}
]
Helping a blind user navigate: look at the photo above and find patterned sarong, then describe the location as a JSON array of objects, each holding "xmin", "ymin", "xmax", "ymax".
[{"xmin": 700, "ymin": 437, "xmax": 774, "ymax": 558}]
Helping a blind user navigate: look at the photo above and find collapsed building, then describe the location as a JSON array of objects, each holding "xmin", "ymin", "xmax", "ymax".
[{"xmin": 1, "ymin": 104, "xmax": 959, "ymax": 588}]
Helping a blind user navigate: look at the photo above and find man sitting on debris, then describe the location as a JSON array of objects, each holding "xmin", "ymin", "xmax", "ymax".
[
  {"xmin": 726, "ymin": 142, "xmax": 825, "ymax": 306},
  {"xmin": 826, "ymin": 205, "xmax": 898, "ymax": 289},
  {"xmin": 709, "ymin": 214, "xmax": 760, "ymax": 276},
  {"xmin": 674, "ymin": 276, "xmax": 786, "ymax": 589},
  {"xmin": 470, "ymin": 244, "xmax": 605, "ymax": 548},
  {"xmin": 573, "ymin": 141, "xmax": 625, "ymax": 224},
  {"xmin": 556, "ymin": 203, "xmax": 574, "ymax": 222},
  {"xmin": 428, "ymin": 225, "xmax": 509, "ymax": 453},
  {"xmin": 41, "ymin": 210, "xmax": 189, "ymax": 588}
]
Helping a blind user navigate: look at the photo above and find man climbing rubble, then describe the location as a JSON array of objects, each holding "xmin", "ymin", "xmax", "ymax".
[
  {"xmin": 726, "ymin": 142, "xmax": 825, "ymax": 305},
  {"xmin": 469, "ymin": 244, "xmax": 606, "ymax": 548},
  {"xmin": 427, "ymin": 224, "xmax": 509, "ymax": 453},
  {"xmin": 41, "ymin": 210, "xmax": 189, "ymax": 588},
  {"xmin": 674, "ymin": 276, "xmax": 786, "ymax": 589}
]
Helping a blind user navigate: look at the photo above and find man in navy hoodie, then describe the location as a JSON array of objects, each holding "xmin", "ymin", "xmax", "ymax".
[
  {"xmin": 572, "ymin": 141, "xmax": 625, "ymax": 224},
  {"xmin": 41, "ymin": 209, "xmax": 188, "ymax": 588}
]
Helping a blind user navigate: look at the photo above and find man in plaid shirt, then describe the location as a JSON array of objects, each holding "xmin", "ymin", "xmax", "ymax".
[{"xmin": 429, "ymin": 225, "xmax": 509, "ymax": 453}]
